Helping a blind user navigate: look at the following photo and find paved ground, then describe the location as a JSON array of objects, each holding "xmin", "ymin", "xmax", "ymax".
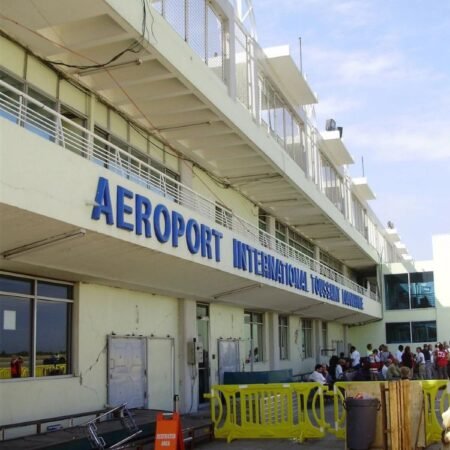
[{"xmin": 196, "ymin": 437, "xmax": 441, "ymax": 449}]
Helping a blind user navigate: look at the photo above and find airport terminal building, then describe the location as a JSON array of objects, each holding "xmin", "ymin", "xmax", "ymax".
[{"xmin": 0, "ymin": 0, "xmax": 447, "ymax": 432}]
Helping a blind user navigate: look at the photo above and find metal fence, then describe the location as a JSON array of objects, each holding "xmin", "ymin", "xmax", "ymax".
[{"xmin": 150, "ymin": 0, "xmax": 225, "ymax": 81}]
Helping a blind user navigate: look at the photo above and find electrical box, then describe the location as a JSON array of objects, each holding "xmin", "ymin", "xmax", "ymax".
[{"xmin": 187, "ymin": 341, "xmax": 204, "ymax": 365}]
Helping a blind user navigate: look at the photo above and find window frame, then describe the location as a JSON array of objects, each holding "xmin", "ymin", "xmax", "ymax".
[
  {"xmin": 0, "ymin": 272, "xmax": 74, "ymax": 380},
  {"xmin": 302, "ymin": 319, "xmax": 313, "ymax": 359},
  {"xmin": 385, "ymin": 320, "xmax": 437, "ymax": 344},
  {"xmin": 385, "ymin": 272, "xmax": 435, "ymax": 311},
  {"xmin": 244, "ymin": 310, "xmax": 264, "ymax": 363}
]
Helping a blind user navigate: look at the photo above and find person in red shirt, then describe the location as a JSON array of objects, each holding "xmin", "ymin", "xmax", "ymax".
[
  {"xmin": 436, "ymin": 344, "xmax": 448, "ymax": 379},
  {"xmin": 10, "ymin": 355, "xmax": 23, "ymax": 378}
]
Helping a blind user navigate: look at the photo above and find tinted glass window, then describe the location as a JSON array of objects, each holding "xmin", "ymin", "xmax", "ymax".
[
  {"xmin": 37, "ymin": 281, "xmax": 73, "ymax": 299},
  {"xmin": 0, "ymin": 275, "xmax": 33, "ymax": 295},
  {"xmin": 412, "ymin": 321, "xmax": 436, "ymax": 343},
  {"xmin": 385, "ymin": 274, "xmax": 409, "ymax": 310},
  {"xmin": 410, "ymin": 272, "xmax": 435, "ymax": 309},
  {"xmin": 386, "ymin": 322, "xmax": 411, "ymax": 344},
  {"xmin": 0, "ymin": 296, "xmax": 32, "ymax": 379},
  {"xmin": 36, "ymin": 301, "xmax": 70, "ymax": 376}
]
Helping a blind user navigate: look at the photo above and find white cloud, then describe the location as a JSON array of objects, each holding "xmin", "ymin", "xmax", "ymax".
[{"xmin": 347, "ymin": 118, "xmax": 450, "ymax": 163}]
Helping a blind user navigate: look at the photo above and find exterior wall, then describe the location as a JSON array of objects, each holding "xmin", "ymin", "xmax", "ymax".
[
  {"xmin": 433, "ymin": 235, "xmax": 450, "ymax": 342},
  {"xmin": 0, "ymin": 282, "xmax": 179, "ymax": 430}
]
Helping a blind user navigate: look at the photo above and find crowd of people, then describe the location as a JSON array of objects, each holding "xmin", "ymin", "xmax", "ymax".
[{"xmin": 308, "ymin": 342, "xmax": 450, "ymax": 385}]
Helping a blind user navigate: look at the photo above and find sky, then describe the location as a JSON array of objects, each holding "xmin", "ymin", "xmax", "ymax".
[{"xmin": 252, "ymin": 0, "xmax": 450, "ymax": 261}]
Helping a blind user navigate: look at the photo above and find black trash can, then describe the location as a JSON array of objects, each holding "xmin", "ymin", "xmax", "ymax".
[{"xmin": 344, "ymin": 397, "xmax": 380, "ymax": 450}]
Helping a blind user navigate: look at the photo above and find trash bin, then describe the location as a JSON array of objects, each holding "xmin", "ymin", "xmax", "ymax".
[{"xmin": 344, "ymin": 397, "xmax": 380, "ymax": 450}]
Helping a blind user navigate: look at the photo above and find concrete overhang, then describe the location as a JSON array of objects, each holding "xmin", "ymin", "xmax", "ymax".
[
  {"xmin": 395, "ymin": 242, "xmax": 408, "ymax": 254},
  {"xmin": 352, "ymin": 177, "xmax": 376, "ymax": 201},
  {"xmin": 320, "ymin": 130, "xmax": 354, "ymax": 166},
  {"xmin": 263, "ymin": 45, "xmax": 318, "ymax": 106},
  {"xmin": 385, "ymin": 228, "xmax": 401, "ymax": 242},
  {"xmin": 0, "ymin": 0, "xmax": 380, "ymax": 270},
  {"xmin": 0, "ymin": 121, "xmax": 381, "ymax": 323}
]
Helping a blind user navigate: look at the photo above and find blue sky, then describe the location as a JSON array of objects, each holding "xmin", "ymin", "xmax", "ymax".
[{"xmin": 253, "ymin": 1, "xmax": 450, "ymax": 261}]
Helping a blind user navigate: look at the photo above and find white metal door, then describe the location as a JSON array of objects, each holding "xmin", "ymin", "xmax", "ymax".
[
  {"xmin": 218, "ymin": 339, "xmax": 240, "ymax": 384},
  {"xmin": 107, "ymin": 336, "xmax": 147, "ymax": 408},
  {"xmin": 147, "ymin": 337, "xmax": 174, "ymax": 411}
]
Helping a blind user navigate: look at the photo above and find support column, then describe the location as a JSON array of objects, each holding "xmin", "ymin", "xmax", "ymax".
[
  {"xmin": 178, "ymin": 299, "xmax": 197, "ymax": 413},
  {"xmin": 268, "ymin": 312, "xmax": 279, "ymax": 370}
]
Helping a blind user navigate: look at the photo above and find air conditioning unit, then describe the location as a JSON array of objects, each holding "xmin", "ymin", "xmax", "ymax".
[
  {"xmin": 337, "ymin": 126, "xmax": 343, "ymax": 138},
  {"xmin": 387, "ymin": 221, "xmax": 395, "ymax": 229},
  {"xmin": 325, "ymin": 118, "xmax": 336, "ymax": 131}
]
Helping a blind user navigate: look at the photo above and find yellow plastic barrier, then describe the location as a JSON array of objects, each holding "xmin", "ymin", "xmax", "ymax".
[
  {"xmin": 421, "ymin": 380, "xmax": 450, "ymax": 445},
  {"xmin": 205, "ymin": 382, "xmax": 328, "ymax": 442}
]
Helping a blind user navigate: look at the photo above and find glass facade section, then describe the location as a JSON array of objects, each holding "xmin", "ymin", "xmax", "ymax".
[
  {"xmin": 386, "ymin": 321, "xmax": 437, "ymax": 344},
  {"xmin": 385, "ymin": 274, "xmax": 410, "ymax": 310},
  {"xmin": 386, "ymin": 322, "xmax": 411, "ymax": 343},
  {"xmin": 411, "ymin": 321, "xmax": 436, "ymax": 343},
  {"xmin": 410, "ymin": 272, "xmax": 435, "ymax": 308},
  {"xmin": 385, "ymin": 272, "xmax": 435, "ymax": 310}
]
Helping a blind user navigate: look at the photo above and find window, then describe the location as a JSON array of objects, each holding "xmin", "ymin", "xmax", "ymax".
[
  {"xmin": 302, "ymin": 319, "xmax": 313, "ymax": 359},
  {"xmin": 0, "ymin": 273, "xmax": 73, "ymax": 379},
  {"xmin": 385, "ymin": 272, "xmax": 435, "ymax": 310},
  {"xmin": 25, "ymin": 88, "xmax": 57, "ymax": 142},
  {"xmin": 258, "ymin": 209, "xmax": 270, "ymax": 247},
  {"xmin": 215, "ymin": 203, "xmax": 232, "ymax": 230},
  {"xmin": 386, "ymin": 322, "xmax": 411, "ymax": 343},
  {"xmin": 0, "ymin": 71, "xmax": 24, "ymax": 124},
  {"xmin": 275, "ymin": 221, "xmax": 287, "ymax": 254},
  {"xmin": 278, "ymin": 316, "xmax": 289, "ymax": 360},
  {"xmin": 320, "ymin": 250, "xmax": 342, "ymax": 275},
  {"xmin": 410, "ymin": 272, "xmax": 435, "ymax": 309},
  {"xmin": 411, "ymin": 321, "xmax": 436, "ymax": 343},
  {"xmin": 288, "ymin": 229, "xmax": 314, "ymax": 259},
  {"xmin": 244, "ymin": 311, "xmax": 264, "ymax": 363},
  {"xmin": 386, "ymin": 321, "xmax": 437, "ymax": 344},
  {"xmin": 59, "ymin": 104, "xmax": 87, "ymax": 156}
]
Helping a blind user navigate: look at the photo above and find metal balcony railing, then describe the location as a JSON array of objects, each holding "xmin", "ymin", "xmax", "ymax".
[{"xmin": 0, "ymin": 79, "xmax": 378, "ymax": 301}]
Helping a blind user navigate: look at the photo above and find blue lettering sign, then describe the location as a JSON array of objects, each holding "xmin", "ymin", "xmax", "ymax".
[{"xmin": 91, "ymin": 177, "xmax": 223, "ymax": 262}]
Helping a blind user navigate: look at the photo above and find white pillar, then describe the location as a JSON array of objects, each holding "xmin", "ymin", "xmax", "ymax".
[
  {"xmin": 178, "ymin": 298, "xmax": 197, "ymax": 413},
  {"xmin": 268, "ymin": 312, "xmax": 279, "ymax": 370}
]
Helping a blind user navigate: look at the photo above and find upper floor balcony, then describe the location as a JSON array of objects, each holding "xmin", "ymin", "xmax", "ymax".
[
  {"xmin": 0, "ymin": 79, "xmax": 381, "ymax": 323},
  {"xmin": 0, "ymin": 0, "xmax": 402, "ymax": 270}
]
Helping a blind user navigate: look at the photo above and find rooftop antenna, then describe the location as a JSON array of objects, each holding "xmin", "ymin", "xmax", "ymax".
[{"xmin": 361, "ymin": 156, "xmax": 365, "ymax": 177}]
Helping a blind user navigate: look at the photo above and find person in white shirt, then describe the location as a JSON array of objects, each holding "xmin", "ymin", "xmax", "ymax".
[
  {"xmin": 415, "ymin": 347, "xmax": 426, "ymax": 379},
  {"xmin": 381, "ymin": 359, "xmax": 391, "ymax": 379},
  {"xmin": 308, "ymin": 364, "xmax": 327, "ymax": 385},
  {"xmin": 396, "ymin": 345, "xmax": 404, "ymax": 362},
  {"xmin": 350, "ymin": 346, "xmax": 361, "ymax": 369},
  {"xmin": 335, "ymin": 359, "xmax": 345, "ymax": 380}
]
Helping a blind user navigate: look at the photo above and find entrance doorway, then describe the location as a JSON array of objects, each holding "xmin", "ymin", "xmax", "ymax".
[
  {"xmin": 107, "ymin": 336, "xmax": 147, "ymax": 408},
  {"xmin": 196, "ymin": 303, "xmax": 210, "ymax": 404}
]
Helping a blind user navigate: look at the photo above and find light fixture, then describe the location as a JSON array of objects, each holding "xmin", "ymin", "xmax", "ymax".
[{"xmin": 2, "ymin": 229, "xmax": 86, "ymax": 259}]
